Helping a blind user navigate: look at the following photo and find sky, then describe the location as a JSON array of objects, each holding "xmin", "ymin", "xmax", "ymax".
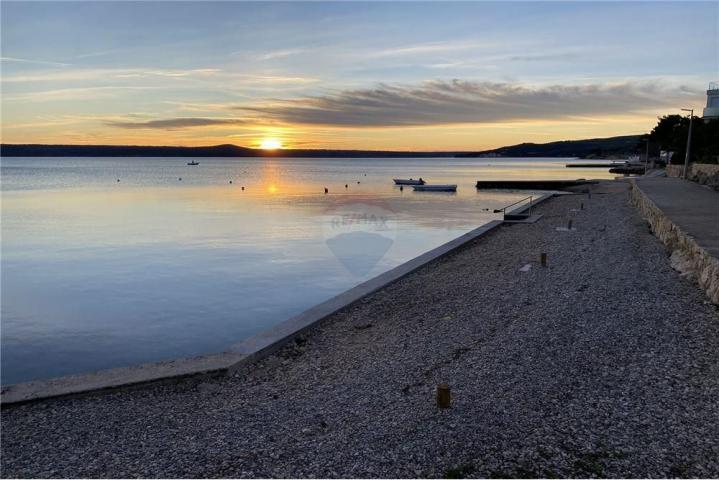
[{"xmin": 1, "ymin": 1, "xmax": 717, "ymax": 151}]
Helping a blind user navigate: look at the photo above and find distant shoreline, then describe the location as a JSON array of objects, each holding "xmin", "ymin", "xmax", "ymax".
[{"xmin": 0, "ymin": 134, "xmax": 641, "ymax": 159}]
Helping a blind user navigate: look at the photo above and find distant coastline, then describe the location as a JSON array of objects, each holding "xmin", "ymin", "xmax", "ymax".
[{"xmin": 0, "ymin": 134, "xmax": 641, "ymax": 159}]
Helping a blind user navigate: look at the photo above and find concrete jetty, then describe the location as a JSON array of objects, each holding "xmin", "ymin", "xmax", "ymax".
[
  {"xmin": 475, "ymin": 179, "xmax": 598, "ymax": 190},
  {"xmin": 610, "ymin": 166, "xmax": 645, "ymax": 175}
]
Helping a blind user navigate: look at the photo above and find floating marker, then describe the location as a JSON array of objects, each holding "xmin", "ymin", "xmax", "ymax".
[
  {"xmin": 580, "ymin": 202, "xmax": 584, "ymax": 210},
  {"xmin": 229, "ymin": 180, "xmax": 233, "ymax": 184},
  {"xmin": 324, "ymin": 187, "xmax": 328, "ymax": 194},
  {"xmin": 179, "ymin": 177, "xmax": 182, "ymax": 181},
  {"xmin": 117, "ymin": 179, "xmax": 120, "ymax": 182},
  {"xmin": 345, "ymin": 184, "xmax": 348, "ymax": 188},
  {"xmin": 568, "ymin": 219, "xmax": 573, "ymax": 230},
  {"xmin": 436, "ymin": 383, "xmax": 451, "ymax": 409},
  {"xmin": 400, "ymin": 185, "xmax": 404, "ymax": 191},
  {"xmin": 357, "ymin": 181, "xmax": 360, "ymax": 184},
  {"xmin": 541, "ymin": 253, "xmax": 547, "ymax": 267},
  {"xmin": 241, "ymin": 186, "xmax": 245, "ymax": 191}
]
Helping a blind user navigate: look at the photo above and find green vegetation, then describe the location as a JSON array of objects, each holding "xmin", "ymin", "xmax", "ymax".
[{"xmin": 641, "ymin": 115, "xmax": 719, "ymax": 164}]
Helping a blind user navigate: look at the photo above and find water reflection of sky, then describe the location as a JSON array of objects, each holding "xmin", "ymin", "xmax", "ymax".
[{"xmin": 1, "ymin": 157, "xmax": 616, "ymax": 383}]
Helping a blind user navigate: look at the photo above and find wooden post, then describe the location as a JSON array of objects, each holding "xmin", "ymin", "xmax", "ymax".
[
  {"xmin": 540, "ymin": 253, "xmax": 547, "ymax": 267},
  {"xmin": 436, "ymin": 383, "xmax": 451, "ymax": 408}
]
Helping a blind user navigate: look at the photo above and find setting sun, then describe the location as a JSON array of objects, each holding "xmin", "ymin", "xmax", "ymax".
[{"xmin": 260, "ymin": 138, "xmax": 283, "ymax": 150}]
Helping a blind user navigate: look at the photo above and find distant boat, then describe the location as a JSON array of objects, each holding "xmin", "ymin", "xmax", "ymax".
[
  {"xmin": 187, "ymin": 161, "xmax": 200, "ymax": 166},
  {"xmin": 413, "ymin": 184, "xmax": 457, "ymax": 192},
  {"xmin": 393, "ymin": 178, "xmax": 425, "ymax": 185}
]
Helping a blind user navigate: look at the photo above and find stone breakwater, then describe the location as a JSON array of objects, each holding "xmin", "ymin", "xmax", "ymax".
[
  {"xmin": 2, "ymin": 182, "xmax": 719, "ymax": 478},
  {"xmin": 630, "ymin": 180, "xmax": 719, "ymax": 304}
]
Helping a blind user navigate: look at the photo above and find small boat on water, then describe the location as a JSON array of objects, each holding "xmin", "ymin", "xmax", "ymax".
[
  {"xmin": 413, "ymin": 184, "xmax": 457, "ymax": 192},
  {"xmin": 393, "ymin": 178, "xmax": 425, "ymax": 185},
  {"xmin": 187, "ymin": 161, "xmax": 200, "ymax": 166}
]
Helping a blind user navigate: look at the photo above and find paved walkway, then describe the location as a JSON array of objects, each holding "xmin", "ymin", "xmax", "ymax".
[{"xmin": 635, "ymin": 176, "xmax": 719, "ymax": 257}]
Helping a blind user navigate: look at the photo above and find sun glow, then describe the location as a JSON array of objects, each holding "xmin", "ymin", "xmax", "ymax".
[{"xmin": 260, "ymin": 138, "xmax": 283, "ymax": 150}]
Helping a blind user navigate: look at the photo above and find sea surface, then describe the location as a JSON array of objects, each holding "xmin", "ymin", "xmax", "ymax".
[{"xmin": 1, "ymin": 156, "xmax": 616, "ymax": 384}]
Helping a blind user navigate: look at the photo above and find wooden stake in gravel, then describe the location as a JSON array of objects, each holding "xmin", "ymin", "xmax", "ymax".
[
  {"xmin": 541, "ymin": 253, "xmax": 547, "ymax": 267},
  {"xmin": 436, "ymin": 383, "xmax": 451, "ymax": 408}
]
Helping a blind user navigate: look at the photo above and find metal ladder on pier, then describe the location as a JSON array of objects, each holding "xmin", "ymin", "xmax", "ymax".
[{"xmin": 494, "ymin": 195, "xmax": 536, "ymax": 222}]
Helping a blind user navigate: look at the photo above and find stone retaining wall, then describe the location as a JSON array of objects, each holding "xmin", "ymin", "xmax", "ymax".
[
  {"xmin": 630, "ymin": 181, "xmax": 719, "ymax": 304},
  {"xmin": 666, "ymin": 163, "xmax": 719, "ymax": 191},
  {"xmin": 665, "ymin": 165, "xmax": 683, "ymax": 177}
]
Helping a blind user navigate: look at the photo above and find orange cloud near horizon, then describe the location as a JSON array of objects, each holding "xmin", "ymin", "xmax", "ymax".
[{"xmin": 0, "ymin": 113, "xmax": 665, "ymax": 152}]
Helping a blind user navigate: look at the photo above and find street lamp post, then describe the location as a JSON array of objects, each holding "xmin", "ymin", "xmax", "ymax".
[
  {"xmin": 643, "ymin": 138, "xmax": 649, "ymax": 174},
  {"xmin": 681, "ymin": 108, "xmax": 694, "ymax": 179}
]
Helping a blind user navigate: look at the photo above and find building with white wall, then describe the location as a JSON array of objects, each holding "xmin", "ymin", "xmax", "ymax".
[{"xmin": 703, "ymin": 82, "xmax": 719, "ymax": 119}]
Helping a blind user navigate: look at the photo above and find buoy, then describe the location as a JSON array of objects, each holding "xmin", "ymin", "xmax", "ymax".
[
  {"xmin": 357, "ymin": 181, "xmax": 360, "ymax": 184},
  {"xmin": 117, "ymin": 179, "xmax": 120, "ymax": 182},
  {"xmin": 324, "ymin": 187, "xmax": 328, "ymax": 194},
  {"xmin": 345, "ymin": 184, "xmax": 348, "ymax": 188},
  {"xmin": 241, "ymin": 186, "xmax": 245, "ymax": 191},
  {"xmin": 229, "ymin": 180, "xmax": 233, "ymax": 184},
  {"xmin": 179, "ymin": 177, "xmax": 182, "ymax": 181},
  {"xmin": 400, "ymin": 185, "xmax": 404, "ymax": 191}
]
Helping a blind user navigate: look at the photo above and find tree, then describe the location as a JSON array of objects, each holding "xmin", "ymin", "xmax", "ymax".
[{"xmin": 643, "ymin": 115, "xmax": 719, "ymax": 164}]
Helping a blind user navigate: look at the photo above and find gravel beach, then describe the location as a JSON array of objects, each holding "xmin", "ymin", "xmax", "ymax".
[{"xmin": 2, "ymin": 181, "xmax": 719, "ymax": 478}]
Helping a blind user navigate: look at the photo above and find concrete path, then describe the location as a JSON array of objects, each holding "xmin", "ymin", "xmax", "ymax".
[{"xmin": 635, "ymin": 176, "xmax": 719, "ymax": 257}]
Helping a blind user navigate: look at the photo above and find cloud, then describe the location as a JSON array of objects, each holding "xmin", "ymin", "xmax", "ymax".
[
  {"xmin": 1, "ymin": 68, "xmax": 221, "ymax": 83},
  {"xmin": 241, "ymin": 80, "xmax": 702, "ymax": 127},
  {"xmin": 0, "ymin": 56, "xmax": 71, "ymax": 67},
  {"xmin": 255, "ymin": 48, "xmax": 306, "ymax": 61},
  {"xmin": 105, "ymin": 117, "xmax": 248, "ymax": 129},
  {"xmin": 369, "ymin": 40, "xmax": 486, "ymax": 58},
  {"xmin": 2, "ymin": 86, "xmax": 162, "ymax": 102},
  {"xmin": 507, "ymin": 52, "xmax": 582, "ymax": 62}
]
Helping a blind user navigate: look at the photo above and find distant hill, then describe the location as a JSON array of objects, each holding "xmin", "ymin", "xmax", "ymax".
[
  {"xmin": 1, "ymin": 135, "xmax": 642, "ymax": 158},
  {"xmin": 455, "ymin": 135, "xmax": 642, "ymax": 158},
  {"xmin": 0, "ymin": 143, "xmax": 457, "ymax": 158}
]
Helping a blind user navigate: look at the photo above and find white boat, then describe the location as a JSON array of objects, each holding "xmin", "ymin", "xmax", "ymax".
[
  {"xmin": 413, "ymin": 184, "xmax": 457, "ymax": 192},
  {"xmin": 393, "ymin": 178, "xmax": 425, "ymax": 185}
]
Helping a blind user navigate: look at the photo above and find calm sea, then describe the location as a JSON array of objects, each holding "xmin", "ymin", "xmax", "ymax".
[{"xmin": 1, "ymin": 156, "xmax": 615, "ymax": 384}]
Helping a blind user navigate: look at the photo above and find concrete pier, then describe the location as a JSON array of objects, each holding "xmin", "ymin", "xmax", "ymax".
[{"xmin": 475, "ymin": 179, "xmax": 598, "ymax": 190}]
